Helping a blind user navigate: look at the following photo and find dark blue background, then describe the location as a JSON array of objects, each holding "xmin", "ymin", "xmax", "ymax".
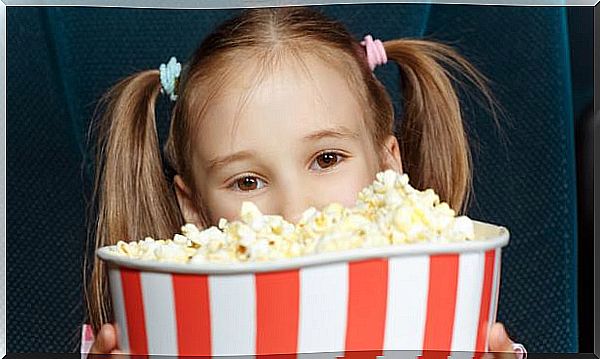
[{"xmin": 6, "ymin": 4, "xmax": 595, "ymax": 353}]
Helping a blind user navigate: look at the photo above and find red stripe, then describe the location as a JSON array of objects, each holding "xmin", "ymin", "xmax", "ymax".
[
  {"xmin": 344, "ymin": 258, "xmax": 388, "ymax": 358},
  {"xmin": 120, "ymin": 268, "xmax": 148, "ymax": 354},
  {"xmin": 172, "ymin": 274, "xmax": 212, "ymax": 356},
  {"xmin": 255, "ymin": 269, "xmax": 300, "ymax": 356},
  {"xmin": 473, "ymin": 250, "xmax": 497, "ymax": 358},
  {"xmin": 420, "ymin": 254, "xmax": 459, "ymax": 359}
]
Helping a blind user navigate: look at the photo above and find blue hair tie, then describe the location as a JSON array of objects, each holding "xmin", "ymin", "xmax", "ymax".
[{"xmin": 159, "ymin": 57, "xmax": 181, "ymax": 101}]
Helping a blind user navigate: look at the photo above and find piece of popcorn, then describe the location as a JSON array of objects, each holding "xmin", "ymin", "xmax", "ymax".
[
  {"xmin": 110, "ymin": 170, "xmax": 477, "ymax": 264},
  {"xmin": 173, "ymin": 234, "xmax": 188, "ymax": 245}
]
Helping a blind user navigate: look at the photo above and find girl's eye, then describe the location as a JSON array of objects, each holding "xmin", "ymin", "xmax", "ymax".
[
  {"xmin": 311, "ymin": 152, "xmax": 344, "ymax": 170},
  {"xmin": 232, "ymin": 176, "xmax": 265, "ymax": 192}
]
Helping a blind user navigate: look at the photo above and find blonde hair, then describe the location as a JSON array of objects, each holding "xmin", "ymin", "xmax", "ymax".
[{"xmin": 85, "ymin": 7, "xmax": 495, "ymax": 334}]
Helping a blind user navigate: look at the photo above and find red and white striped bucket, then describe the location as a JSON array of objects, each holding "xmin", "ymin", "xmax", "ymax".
[{"xmin": 97, "ymin": 221, "xmax": 508, "ymax": 357}]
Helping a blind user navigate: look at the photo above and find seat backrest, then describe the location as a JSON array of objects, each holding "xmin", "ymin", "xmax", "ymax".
[{"xmin": 6, "ymin": 4, "xmax": 582, "ymax": 353}]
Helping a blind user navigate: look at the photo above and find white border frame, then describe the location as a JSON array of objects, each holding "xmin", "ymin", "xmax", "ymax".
[
  {"xmin": 1, "ymin": 0, "xmax": 597, "ymax": 356},
  {"xmin": 1, "ymin": 0, "xmax": 600, "ymax": 7}
]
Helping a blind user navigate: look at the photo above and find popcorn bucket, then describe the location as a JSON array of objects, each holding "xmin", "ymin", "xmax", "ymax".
[{"xmin": 97, "ymin": 221, "xmax": 508, "ymax": 358}]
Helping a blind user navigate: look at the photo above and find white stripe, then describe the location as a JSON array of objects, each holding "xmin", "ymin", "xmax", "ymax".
[
  {"xmin": 450, "ymin": 252, "xmax": 485, "ymax": 353},
  {"xmin": 486, "ymin": 249, "xmax": 503, "ymax": 352},
  {"xmin": 209, "ymin": 273, "xmax": 256, "ymax": 356},
  {"xmin": 298, "ymin": 262, "xmax": 348, "ymax": 357},
  {"xmin": 108, "ymin": 267, "xmax": 130, "ymax": 353},
  {"xmin": 383, "ymin": 255, "xmax": 429, "ymax": 354},
  {"xmin": 140, "ymin": 272, "xmax": 179, "ymax": 355}
]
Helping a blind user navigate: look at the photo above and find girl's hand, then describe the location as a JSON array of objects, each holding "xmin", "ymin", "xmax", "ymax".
[
  {"xmin": 89, "ymin": 323, "xmax": 122, "ymax": 354},
  {"xmin": 486, "ymin": 322, "xmax": 520, "ymax": 358},
  {"xmin": 87, "ymin": 322, "xmax": 519, "ymax": 357}
]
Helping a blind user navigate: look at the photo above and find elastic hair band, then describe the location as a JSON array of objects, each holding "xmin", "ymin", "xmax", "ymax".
[
  {"xmin": 159, "ymin": 57, "xmax": 181, "ymax": 101},
  {"xmin": 361, "ymin": 35, "xmax": 387, "ymax": 71}
]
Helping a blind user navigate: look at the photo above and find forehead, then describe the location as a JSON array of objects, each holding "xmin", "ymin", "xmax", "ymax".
[{"xmin": 194, "ymin": 53, "xmax": 368, "ymax": 158}]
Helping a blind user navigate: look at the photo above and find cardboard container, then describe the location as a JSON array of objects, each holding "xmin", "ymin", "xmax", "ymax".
[{"xmin": 97, "ymin": 220, "xmax": 509, "ymax": 357}]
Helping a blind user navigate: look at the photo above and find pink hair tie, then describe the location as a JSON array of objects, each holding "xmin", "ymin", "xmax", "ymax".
[{"xmin": 361, "ymin": 34, "xmax": 387, "ymax": 71}]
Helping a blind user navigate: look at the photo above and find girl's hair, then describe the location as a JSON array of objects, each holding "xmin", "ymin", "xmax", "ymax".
[{"xmin": 86, "ymin": 7, "xmax": 494, "ymax": 333}]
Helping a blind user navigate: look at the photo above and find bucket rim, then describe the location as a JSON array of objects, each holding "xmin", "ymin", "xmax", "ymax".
[{"xmin": 97, "ymin": 220, "xmax": 509, "ymax": 274}]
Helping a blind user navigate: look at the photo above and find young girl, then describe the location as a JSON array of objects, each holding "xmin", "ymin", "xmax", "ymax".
[{"xmin": 85, "ymin": 7, "xmax": 526, "ymax": 357}]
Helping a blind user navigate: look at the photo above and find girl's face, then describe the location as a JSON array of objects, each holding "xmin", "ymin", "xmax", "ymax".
[{"xmin": 175, "ymin": 55, "xmax": 401, "ymax": 226}]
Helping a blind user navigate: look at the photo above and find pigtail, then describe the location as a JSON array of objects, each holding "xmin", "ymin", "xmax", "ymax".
[
  {"xmin": 85, "ymin": 70, "xmax": 183, "ymax": 334},
  {"xmin": 383, "ymin": 39, "xmax": 495, "ymax": 213}
]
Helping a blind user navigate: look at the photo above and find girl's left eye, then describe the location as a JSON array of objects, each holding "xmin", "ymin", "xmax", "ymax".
[
  {"xmin": 230, "ymin": 176, "xmax": 266, "ymax": 192},
  {"xmin": 310, "ymin": 152, "xmax": 345, "ymax": 171}
]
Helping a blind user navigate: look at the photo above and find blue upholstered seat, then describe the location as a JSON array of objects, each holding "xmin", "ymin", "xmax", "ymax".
[{"xmin": 6, "ymin": 4, "xmax": 591, "ymax": 353}]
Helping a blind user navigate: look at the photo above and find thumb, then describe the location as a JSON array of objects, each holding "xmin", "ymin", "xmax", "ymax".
[
  {"xmin": 90, "ymin": 324, "xmax": 119, "ymax": 354},
  {"xmin": 489, "ymin": 323, "xmax": 514, "ymax": 352}
]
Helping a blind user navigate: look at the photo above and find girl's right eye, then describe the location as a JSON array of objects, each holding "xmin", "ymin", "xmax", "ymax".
[{"xmin": 230, "ymin": 175, "xmax": 266, "ymax": 192}]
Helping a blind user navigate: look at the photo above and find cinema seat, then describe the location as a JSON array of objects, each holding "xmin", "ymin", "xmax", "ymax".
[{"xmin": 6, "ymin": 4, "xmax": 589, "ymax": 353}]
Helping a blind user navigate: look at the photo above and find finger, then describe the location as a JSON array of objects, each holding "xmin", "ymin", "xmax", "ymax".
[
  {"xmin": 89, "ymin": 326, "xmax": 107, "ymax": 354},
  {"xmin": 90, "ymin": 324, "xmax": 118, "ymax": 354},
  {"xmin": 488, "ymin": 323, "xmax": 518, "ymax": 359},
  {"xmin": 489, "ymin": 323, "xmax": 514, "ymax": 351},
  {"xmin": 89, "ymin": 331, "xmax": 104, "ymax": 354}
]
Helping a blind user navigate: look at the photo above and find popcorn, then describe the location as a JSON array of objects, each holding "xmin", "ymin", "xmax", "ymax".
[{"xmin": 109, "ymin": 170, "xmax": 477, "ymax": 263}]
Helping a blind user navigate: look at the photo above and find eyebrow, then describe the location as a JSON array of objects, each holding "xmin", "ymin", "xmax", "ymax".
[
  {"xmin": 207, "ymin": 150, "xmax": 255, "ymax": 173},
  {"xmin": 303, "ymin": 126, "xmax": 361, "ymax": 142},
  {"xmin": 206, "ymin": 126, "xmax": 360, "ymax": 173}
]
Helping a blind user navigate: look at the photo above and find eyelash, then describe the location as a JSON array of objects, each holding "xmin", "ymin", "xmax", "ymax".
[
  {"xmin": 309, "ymin": 150, "xmax": 348, "ymax": 172},
  {"xmin": 226, "ymin": 150, "xmax": 348, "ymax": 192},
  {"xmin": 228, "ymin": 173, "xmax": 267, "ymax": 192}
]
